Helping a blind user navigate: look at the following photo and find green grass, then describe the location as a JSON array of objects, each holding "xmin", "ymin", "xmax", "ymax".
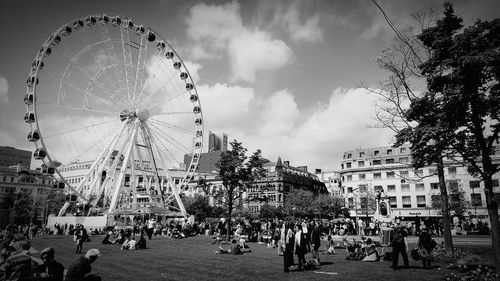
[{"xmin": 29, "ymin": 235, "xmax": 481, "ymax": 281}]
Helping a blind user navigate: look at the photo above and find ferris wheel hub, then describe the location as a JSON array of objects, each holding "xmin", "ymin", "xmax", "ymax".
[{"xmin": 136, "ymin": 108, "xmax": 150, "ymax": 121}]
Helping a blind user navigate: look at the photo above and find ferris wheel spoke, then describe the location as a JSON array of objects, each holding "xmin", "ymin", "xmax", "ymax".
[
  {"xmin": 151, "ymin": 111, "xmax": 193, "ymax": 116},
  {"xmin": 60, "ymin": 126, "xmax": 118, "ymax": 165},
  {"xmin": 148, "ymin": 130, "xmax": 180, "ymax": 168},
  {"xmin": 147, "ymin": 121, "xmax": 192, "ymax": 153},
  {"xmin": 37, "ymin": 99, "xmax": 120, "ymax": 115},
  {"xmin": 43, "ymin": 118, "xmax": 118, "ymax": 138},
  {"xmin": 148, "ymin": 118, "xmax": 193, "ymax": 135},
  {"xmin": 144, "ymin": 89, "xmax": 187, "ymax": 112},
  {"xmin": 132, "ymin": 34, "xmax": 147, "ymax": 105},
  {"xmin": 120, "ymin": 25, "xmax": 135, "ymax": 103}
]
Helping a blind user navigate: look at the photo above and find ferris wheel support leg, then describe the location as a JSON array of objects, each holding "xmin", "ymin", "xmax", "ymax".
[
  {"xmin": 108, "ymin": 122, "xmax": 139, "ymax": 214},
  {"xmin": 58, "ymin": 202, "xmax": 71, "ymax": 217}
]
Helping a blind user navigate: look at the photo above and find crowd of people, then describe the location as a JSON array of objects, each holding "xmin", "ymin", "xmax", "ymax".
[{"xmin": 0, "ymin": 224, "xmax": 102, "ymax": 281}]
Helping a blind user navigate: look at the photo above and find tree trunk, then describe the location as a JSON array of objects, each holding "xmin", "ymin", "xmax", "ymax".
[
  {"xmin": 226, "ymin": 187, "xmax": 233, "ymax": 241},
  {"xmin": 484, "ymin": 174, "xmax": 500, "ymax": 276},
  {"xmin": 437, "ymin": 156, "xmax": 454, "ymax": 252}
]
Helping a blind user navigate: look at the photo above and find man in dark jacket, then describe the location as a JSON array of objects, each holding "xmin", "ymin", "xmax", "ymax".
[
  {"xmin": 294, "ymin": 224, "xmax": 308, "ymax": 271},
  {"xmin": 310, "ymin": 221, "xmax": 321, "ymax": 264},
  {"xmin": 65, "ymin": 249, "xmax": 101, "ymax": 281},
  {"xmin": 391, "ymin": 227, "xmax": 409, "ymax": 270},
  {"xmin": 34, "ymin": 247, "xmax": 64, "ymax": 281},
  {"xmin": 416, "ymin": 227, "xmax": 433, "ymax": 269}
]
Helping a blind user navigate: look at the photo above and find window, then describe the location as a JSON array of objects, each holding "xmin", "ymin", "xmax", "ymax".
[
  {"xmin": 374, "ymin": 185, "xmax": 384, "ymax": 192},
  {"xmin": 386, "ymin": 158, "xmax": 395, "ymax": 164},
  {"xmin": 402, "ymin": 196, "xmax": 411, "ymax": 208},
  {"xmin": 399, "ymin": 157, "xmax": 409, "ymax": 163},
  {"xmin": 358, "ymin": 161, "xmax": 365, "ymax": 167},
  {"xmin": 347, "ymin": 175, "xmax": 352, "ymax": 181},
  {"xmin": 492, "ymin": 179, "xmax": 499, "ymax": 187},
  {"xmin": 346, "ymin": 163, "xmax": 352, "ymax": 168},
  {"xmin": 10, "ymin": 177, "xmax": 14, "ymax": 182},
  {"xmin": 347, "ymin": 187, "xmax": 353, "ymax": 193},
  {"xmin": 389, "ymin": 196, "xmax": 397, "ymax": 208},
  {"xmin": 431, "ymin": 182, "xmax": 439, "ymax": 190},
  {"xmin": 374, "ymin": 150, "xmax": 379, "ymax": 156},
  {"xmin": 417, "ymin": 196, "xmax": 426, "ymax": 207},
  {"xmin": 2, "ymin": 176, "xmax": 6, "ymax": 181},
  {"xmin": 416, "ymin": 183, "xmax": 425, "ymax": 191},
  {"xmin": 448, "ymin": 167, "xmax": 457, "ymax": 175},
  {"xmin": 387, "ymin": 185, "xmax": 396, "ymax": 192},
  {"xmin": 495, "ymin": 193, "xmax": 500, "ymax": 204},
  {"xmin": 374, "ymin": 173, "xmax": 381, "ymax": 179},
  {"xmin": 387, "ymin": 149, "xmax": 392, "ymax": 155},
  {"xmin": 470, "ymin": 181, "xmax": 481, "ymax": 189},
  {"xmin": 373, "ymin": 160, "xmax": 381, "ymax": 165},
  {"xmin": 414, "ymin": 169, "xmax": 423, "ymax": 177},
  {"xmin": 471, "ymin": 193, "xmax": 482, "ymax": 207},
  {"xmin": 358, "ymin": 184, "xmax": 367, "ymax": 193},
  {"xmin": 348, "ymin": 198, "xmax": 354, "ymax": 208},
  {"xmin": 401, "ymin": 184, "xmax": 410, "ymax": 192},
  {"xmin": 359, "ymin": 152, "xmax": 365, "ymax": 157},
  {"xmin": 347, "ymin": 153, "xmax": 352, "ymax": 159},
  {"xmin": 341, "ymin": 164, "xmax": 344, "ymax": 170},
  {"xmin": 358, "ymin": 174, "xmax": 366, "ymax": 180},
  {"xmin": 387, "ymin": 172, "xmax": 395, "ymax": 178},
  {"xmin": 429, "ymin": 168, "xmax": 437, "ymax": 175},
  {"xmin": 400, "ymin": 147, "xmax": 406, "ymax": 153},
  {"xmin": 400, "ymin": 170, "xmax": 409, "ymax": 178}
]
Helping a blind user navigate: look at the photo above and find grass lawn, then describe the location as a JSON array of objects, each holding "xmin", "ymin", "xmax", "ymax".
[{"xmin": 29, "ymin": 234, "xmax": 484, "ymax": 281}]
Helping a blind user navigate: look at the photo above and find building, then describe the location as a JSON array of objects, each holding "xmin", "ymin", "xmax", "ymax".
[
  {"xmin": 339, "ymin": 144, "xmax": 500, "ymax": 223},
  {"xmin": 245, "ymin": 157, "xmax": 328, "ymax": 214},
  {"xmin": 0, "ymin": 165, "xmax": 57, "ymax": 226},
  {"xmin": 0, "ymin": 146, "xmax": 31, "ymax": 168},
  {"xmin": 208, "ymin": 131, "xmax": 228, "ymax": 152},
  {"xmin": 184, "ymin": 150, "xmax": 223, "ymax": 174}
]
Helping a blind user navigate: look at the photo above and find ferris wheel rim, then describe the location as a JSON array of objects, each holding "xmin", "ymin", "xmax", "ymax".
[{"xmin": 25, "ymin": 13, "xmax": 204, "ymax": 210}]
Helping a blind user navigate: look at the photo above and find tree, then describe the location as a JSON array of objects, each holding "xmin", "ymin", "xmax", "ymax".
[
  {"xmin": 313, "ymin": 194, "xmax": 344, "ymax": 219},
  {"xmin": 402, "ymin": 3, "xmax": 500, "ymax": 272},
  {"xmin": 258, "ymin": 203, "xmax": 283, "ymax": 220},
  {"xmin": 283, "ymin": 189, "xmax": 315, "ymax": 218},
  {"xmin": 184, "ymin": 195, "xmax": 213, "ymax": 222},
  {"xmin": 431, "ymin": 181, "xmax": 469, "ymax": 220},
  {"xmin": 13, "ymin": 190, "xmax": 35, "ymax": 224},
  {"xmin": 371, "ymin": 0, "xmax": 455, "ymax": 252},
  {"xmin": 215, "ymin": 140, "xmax": 264, "ymax": 238},
  {"xmin": 45, "ymin": 189, "xmax": 66, "ymax": 216}
]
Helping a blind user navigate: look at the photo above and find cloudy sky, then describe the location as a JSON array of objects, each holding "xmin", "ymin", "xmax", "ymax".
[{"xmin": 0, "ymin": 0, "xmax": 498, "ymax": 172}]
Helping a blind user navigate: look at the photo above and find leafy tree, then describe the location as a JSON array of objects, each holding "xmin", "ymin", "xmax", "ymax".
[
  {"xmin": 358, "ymin": 190, "xmax": 378, "ymax": 218},
  {"xmin": 215, "ymin": 140, "xmax": 264, "ymax": 238},
  {"xmin": 45, "ymin": 189, "xmax": 67, "ymax": 216},
  {"xmin": 258, "ymin": 203, "xmax": 282, "ymax": 220},
  {"xmin": 313, "ymin": 194, "xmax": 344, "ymax": 219},
  {"xmin": 402, "ymin": 2, "xmax": 500, "ymax": 270},
  {"xmin": 431, "ymin": 181, "xmax": 469, "ymax": 220},
  {"xmin": 283, "ymin": 189, "xmax": 315, "ymax": 218},
  {"xmin": 184, "ymin": 195, "xmax": 213, "ymax": 222},
  {"xmin": 13, "ymin": 190, "xmax": 35, "ymax": 224}
]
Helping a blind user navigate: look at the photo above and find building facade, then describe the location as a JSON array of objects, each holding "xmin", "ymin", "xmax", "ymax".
[
  {"xmin": 208, "ymin": 131, "xmax": 228, "ymax": 152},
  {"xmin": 340, "ymin": 144, "xmax": 500, "ymax": 222},
  {"xmin": 0, "ymin": 146, "xmax": 31, "ymax": 168}
]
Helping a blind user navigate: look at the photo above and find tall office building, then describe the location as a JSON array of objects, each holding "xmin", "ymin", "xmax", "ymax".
[
  {"xmin": 208, "ymin": 131, "xmax": 228, "ymax": 152},
  {"xmin": 0, "ymin": 146, "xmax": 31, "ymax": 168}
]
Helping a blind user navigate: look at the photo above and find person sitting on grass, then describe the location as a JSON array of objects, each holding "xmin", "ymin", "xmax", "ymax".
[
  {"xmin": 121, "ymin": 236, "xmax": 137, "ymax": 250},
  {"xmin": 112, "ymin": 230, "xmax": 125, "ymax": 245},
  {"xmin": 215, "ymin": 240, "xmax": 251, "ymax": 255},
  {"xmin": 34, "ymin": 247, "xmax": 65, "ymax": 281},
  {"xmin": 65, "ymin": 248, "xmax": 101, "ymax": 281},
  {"xmin": 101, "ymin": 231, "xmax": 113, "ymax": 245},
  {"xmin": 136, "ymin": 232, "xmax": 147, "ymax": 249},
  {"xmin": 323, "ymin": 235, "xmax": 336, "ymax": 255},
  {"xmin": 362, "ymin": 238, "xmax": 380, "ymax": 262}
]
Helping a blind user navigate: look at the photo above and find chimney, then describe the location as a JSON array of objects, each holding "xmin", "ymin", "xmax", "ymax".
[
  {"xmin": 315, "ymin": 168, "xmax": 322, "ymax": 174},
  {"xmin": 283, "ymin": 161, "xmax": 290, "ymax": 167}
]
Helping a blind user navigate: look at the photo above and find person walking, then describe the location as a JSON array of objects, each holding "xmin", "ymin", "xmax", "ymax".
[
  {"xmin": 294, "ymin": 224, "xmax": 307, "ymax": 271},
  {"xmin": 416, "ymin": 227, "xmax": 434, "ymax": 269},
  {"xmin": 310, "ymin": 221, "xmax": 321, "ymax": 264},
  {"xmin": 283, "ymin": 223, "xmax": 294, "ymax": 273},
  {"xmin": 391, "ymin": 227, "xmax": 409, "ymax": 270}
]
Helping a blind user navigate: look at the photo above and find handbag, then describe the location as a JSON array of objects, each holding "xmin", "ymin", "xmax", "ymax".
[{"xmin": 410, "ymin": 248, "xmax": 421, "ymax": 261}]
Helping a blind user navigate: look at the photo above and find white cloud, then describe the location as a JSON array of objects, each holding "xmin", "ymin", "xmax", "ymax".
[
  {"xmin": 257, "ymin": 89, "xmax": 299, "ymax": 137},
  {"xmin": 183, "ymin": 61, "xmax": 202, "ymax": 83},
  {"xmin": 186, "ymin": 1, "xmax": 293, "ymax": 82},
  {"xmin": 278, "ymin": 2, "xmax": 323, "ymax": 43},
  {"xmin": 0, "ymin": 75, "xmax": 9, "ymax": 104}
]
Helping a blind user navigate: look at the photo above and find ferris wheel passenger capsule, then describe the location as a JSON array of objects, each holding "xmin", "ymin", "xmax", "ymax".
[
  {"xmin": 156, "ymin": 41, "xmax": 166, "ymax": 50},
  {"xmin": 98, "ymin": 14, "xmax": 109, "ymax": 24},
  {"xmin": 24, "ymin": 93, "xmax": 34, "ymax": 105},
  {"xmin": 193, "ymin": 106, "xmax": 201, "ymax": 114},
  {"xmin": 27, "ymin": 130, "xmax": 40, "ymax": 142},
  {"xmin": 51, "ymin": 35, "xmax": 61, "ymax": 45},
  {"xmin": 180, "ymin": 72, "xmax": 188, "ymax": 80},
  {"xmin": 186, "ymin": 83, "xmax": 194, "ymax": 90},
  {"xmin": 73, "ymin": 19, "xmax": 84, "ymax": 30},
  {"xmin": 24, "ymin": 112, "xmax": 35, "ymax": 123},
  {"xmin": 40, "ymin": 47, "xmax": 52, "ymax": 57},
  {"xmin": 147, "ymin": 31, "xmax": 156, "ymax": 42},
  {"xmin": 195, "ymin": 118, "xmax": 202, "ymax": 125},
  {"xmin": 173, "ymin": 62, "xmax": 182, "ymax": 69},
  {"xmin": 27, "ymin": 76, "xmax": 39, "ymax": 86},
  {"xmin": 190, "ymin": 94, "xmax": 198, "ymax": 102},
  {"xmin": 196, "ymin": 130, "xmax": 203, "ymax": 137},
  {"xmin": 33, "ymin": 148, "xmax": 47, "ymax": 160},
  {"xmin": 165, "ymin": 51, "xmax": 174, "ymax": 59},
  {"xmin": 61, "ymin": 26, "xmax": 72, "ymax": 36},
  {"xmin": 86, "ymin": 16, "xmax": 96, "ymax": 26},
  {"xmin": 111, "ymin": 16, "xmax": 121, "ymax": 26},
  {"xmin": 127, "ymin": 20, "xmax": 134, "ymax": 29},
  {"xmin": 135, "ymin": 25, "xmax": 145, "ymax": 34},
  {"xmin": 32, "ymin": 60, "xmax": 44, "ymax": 70}
]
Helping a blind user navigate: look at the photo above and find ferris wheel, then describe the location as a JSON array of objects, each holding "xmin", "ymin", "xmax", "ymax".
[{"xmin": 24, "ymin": 14, "xmax": 203, "ymax": 217}]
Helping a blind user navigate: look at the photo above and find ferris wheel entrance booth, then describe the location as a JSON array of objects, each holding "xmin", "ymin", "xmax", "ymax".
[{"xmin": 24, "ymin": 13, "xmax": 204, "ymax": 225}]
